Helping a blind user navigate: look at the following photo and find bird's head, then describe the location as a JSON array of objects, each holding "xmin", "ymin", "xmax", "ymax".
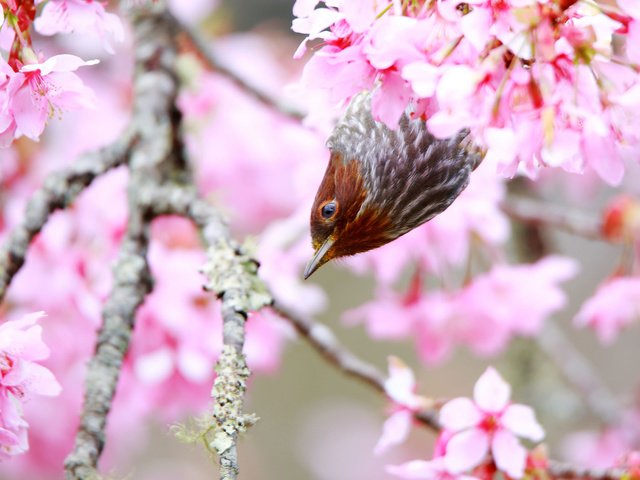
[{"xmin": 304, "ymin": 150, "xmax": 394, "ymax": 279}]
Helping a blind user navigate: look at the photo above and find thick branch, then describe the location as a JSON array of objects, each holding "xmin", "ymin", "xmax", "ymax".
[
  {"xmin": 0, "ymin": 132, "xmax": 135, "ymax": 303},
  {"xmin": 63, "ymin": 204, "xmax": 153, "ymax": 480},
  {"xmin": 64, "ymin": 6, "xmax": 182, "ymax": 479}
]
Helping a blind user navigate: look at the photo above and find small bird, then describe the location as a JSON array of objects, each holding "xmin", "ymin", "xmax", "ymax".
[{"xmin": 304, "ymin": 92, "xmax": 482, "ymax": 279}]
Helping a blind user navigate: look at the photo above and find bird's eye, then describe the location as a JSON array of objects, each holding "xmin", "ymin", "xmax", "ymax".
[{"xmin": 321, "ymin": 201, "xmax": 337, "ymax": 219}]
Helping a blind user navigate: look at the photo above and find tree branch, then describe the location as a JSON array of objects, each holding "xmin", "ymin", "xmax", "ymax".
[
  {"xmin": 145, "ymin": 184, "xmax": 264, "ymax": 480},
  {"xmin": 64, "ymin": 6, "xmax": 184, "ymax": 478},
  {"xmin": 548, "ymin": 460, "xmax": 626, "ymax": 480},
  {"xmin": 271, "ymin": 301, "xmax": 441, "ymax": 430},
  {"xmin": 502, "ymin": 196, "xmax": 603, "ymax": 240},
  {"xmin": 0, "ymin": 132, "xmax": 136, "ymax": 303},
  {"xmin": 63, "ymin": 195, "xmax": 153, "ymax": 480},
  {"xmin": 537, "ymin": 321, "xmax": 620, "ymax": 425},
  {"xmin": 167, "ymin": 13, "xmax": 307, "ymax": 122}
]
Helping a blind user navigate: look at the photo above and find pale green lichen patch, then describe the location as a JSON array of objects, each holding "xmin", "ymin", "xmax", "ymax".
[
  {"xmin": 201, "ymin": 239, "xmax": 271, "ymax": 314},
  {"xmin": 207, "ymin": 345, "xmax": 259, "ymax": 455},
  {"xmin": 172, "ymin": 345, "xmax": 259, "ymax": 457}
]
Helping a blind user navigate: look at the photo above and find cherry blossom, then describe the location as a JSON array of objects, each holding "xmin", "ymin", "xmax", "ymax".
[
  {"xmin": 374, "ymin": 357, "xmax": 430, "ymax": 455},
  {"xmin": 574, "ymin": 276, "xmax": 640, "ymax": 343},
  {"xmin": 0, "ymin": 312, "xmax": 61, "ymax": 459},
  {"xmin": 34, "ymin": 0, "xmax": 124, "ymax": 54},
  {"xmin": 347, "ymin": 256, "xmax": 576, "ymax": 364},
  {"xmin": 1, "ymin": 54, "xmax": 98, "ymax": 145},
  {"xmin": 438, "ymin": 367, "xmax": 544, "ymax": 478}
]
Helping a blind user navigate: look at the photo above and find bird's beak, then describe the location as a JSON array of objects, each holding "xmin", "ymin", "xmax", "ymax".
[{"xmin": 304, "ymin": 237, "xmax": 335, "ymax": 279}]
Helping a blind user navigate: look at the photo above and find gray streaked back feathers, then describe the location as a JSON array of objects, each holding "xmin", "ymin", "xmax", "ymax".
[{"xmin": 327, "ymin": 92, "xmax": 482, "ymax": 238}]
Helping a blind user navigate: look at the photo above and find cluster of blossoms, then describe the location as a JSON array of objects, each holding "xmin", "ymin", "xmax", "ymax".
[
  {"xmin": 0, "ymin": 313, "xmax": 60, "ymax": 460},
  {"xmin": 0, "ymin": 0, "xmax": 123, "ymax": 146},
  {"xmin": 378, "ymin": 363, "xmax": 545, "ymax": 479},
  {"xmin": 293, "ymin": 0, "xmax": 640, "ymax": 185},
  {"xmin": 347, "ymin": 255, "xmax": 577, "ymax": 363}
]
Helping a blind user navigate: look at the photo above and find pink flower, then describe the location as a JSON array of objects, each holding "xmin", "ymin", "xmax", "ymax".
[
  {"xmin": 574, "ymin": 276, "xmax": 640, "ymax": 344},
  {"xmin": 374, "ymin": 357, "xmax": 430, "ymax": 455},
  {"xmin": 2, "ymin": 54, "xmax": 98, "ymax": 144},
  {"xmin": 387, "ymin": 457, "xmax": 479, "ymax": 480},
  {"xmin": 0, "ymin": 312, "xmax": 61, "ymax": 459},
  {"xmin": 34, "ymin": 0, "xmax": 125, "ymax": 54},
  {"xmin": 295, "ymin": 0, "xmax": 640, "ymax": 183},
  {"xmin": 439, "ymin": 367, "xmax": 544, "ymax": 478},
  {"xmin": 347, "ymin": 256, "xmax": 575, "ymax": 365}
]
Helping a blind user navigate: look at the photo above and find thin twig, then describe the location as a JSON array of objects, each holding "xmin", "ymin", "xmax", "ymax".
[
  {"xmin": 548, "ymin": 460, "xmax": 626, "ymax": 480},
  {"xmin": 167, "ymin": 13, "xmax": 307, "ymax": 122},
  {"xmin": 0, "ymin": 132, "xmax": 135, "ymax": 303},
  {"xmin": 537, "ymin": 321, "xmax": 620, "ymax": 425},
  {"xmin": 502, "ymin": 196, "xmax": 603, "ymax": 240},
  {"xmin": 271, "ymin": 301, "xmax": 441, "ymax": 430}
]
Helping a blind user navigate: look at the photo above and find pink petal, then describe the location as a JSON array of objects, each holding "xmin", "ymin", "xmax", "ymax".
[
  {"xmin": 427, "ymin": 110, "xmax": 474, "ymax": 139},
  {"xmin": 385, "ymin": 356, "xmax": 417, "ymax": 407},
  {"xmin": 374, "ymin": 409, "xmax": 413, "ymax": 455},
  {"xmin": 291, "ymin": 8, "xmax": 343, "ymax": 36},
  {"xmin": 491, "ymin": 430, "xmax": 527, "ymax": 478},
  {"xmin": 176, "ymin": 347, "xmax": 210, "ymax": 382},
  {"xmin": 134, "ymin": 348, "xmax": 174, "ymax": 385},
  {"xmin": 402, "ymin": 61, "xmax": 439, "ymax": 98},
  {"xmin": 501, "ymin": 404, "xmax": 545, "ymax": 442},
  {"xmin": 341, "ymin": 0, "xmax": 379, "ymax": 33},
  {"xmin": 461, "ymin": 7, "xmax": 492, "ymax": 51},
  {"xmin": 628, "ymin": 23, "xmax": 640, "ymax": 64},
  {"xmin": 619, "ymin": 0, "xmax": 640, "ymax": 19},
  {"xmin": 435, "ymin": 65, "xmax": 478, "ymax": 108},
  {"xmin": 483, "ymin": 127, "xmax": 518, "ymax": 167},
  {"xmin": 473, "ymin": 367, "xmax": 511, "ymax": 413},
  {"xmin": 444, "ymin": 428, "xmax": 489, "ymax": 473},
  {"xmin": 11, "ymin": 81, "xmax": 48, "ymax": 140},
  {"xmin": 440, "ymin": 397, "xmax": 482, "ymax": 432},
  {"xmin": 583, "ymin": 131, "xmax": 623, "ymax": 186},
  {"xmin": 21, "ymin": 54, "xmax": 98, "ymax": 75},
  {"xmin": 18, "ymin": 362, "xmax": 61, "ymax": 396},
  {"xmin": 386, "ymin": 460, "xmax": 437, "ymax": 479},
  {"xmin": 371, "ymin": 73, "xmax": 411, "ymax": 128},
  {"xmin": 292, "ymin": 0, "xmax": 321, "ymax": 18},
  {"xmin": 0, "ymin": 427, "xmax": 19, "ymax": 447}
]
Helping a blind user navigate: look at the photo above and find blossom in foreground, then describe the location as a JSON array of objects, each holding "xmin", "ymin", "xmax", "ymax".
[
  {"xmin": 574, "ymin": 276, "xmax": 640, "ymax": 343},
  {"xmin": 0, "ymin": 54, "xmax": 98, "ymax": 146},
  {"xmin": 0, "ymin": 312, "xmax": 61, "ymax": 459},
  {"xmin": 375, "ymin": 357, "xmax": 430, "ymax": 455},
  {"xmin": 438, "ymin": 367, "xmax": 544, "ymax": 478}
]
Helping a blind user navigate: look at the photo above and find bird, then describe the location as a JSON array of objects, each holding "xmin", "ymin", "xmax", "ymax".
[{"xmin": 304, "ymin": 92, "xmax": 483, "ymax": 279}]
